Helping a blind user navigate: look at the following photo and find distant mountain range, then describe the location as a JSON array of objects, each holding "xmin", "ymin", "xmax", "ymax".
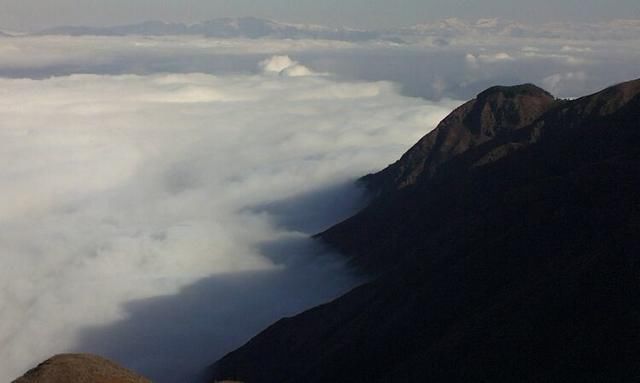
[
  {"xmin": 30, "ymin": 17, "xmax": 640, "ymax": 42},
  {"xmin": 399, "ymin": 17, "xmax": 640, "ymax": 40},
  {"xmin": 34, "ymin": 17, "xmax": 380, "ymax": 42}
]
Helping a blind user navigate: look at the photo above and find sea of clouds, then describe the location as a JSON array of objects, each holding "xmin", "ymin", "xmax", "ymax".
[
  {"xmin": 0, "ymin": 27, "xmax": 639, "ymax": 381},
  {"xmin": 1, "ymin": 32, "xmax": 639, "ymax": 100},
  {"xmin": 0, "ymin": 51, "xmax": 457, "ymax": 381}
]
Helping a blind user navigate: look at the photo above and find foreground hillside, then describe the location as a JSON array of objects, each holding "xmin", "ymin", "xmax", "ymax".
[
  {"xmin": 12, "ymin": 354, "xmax": 150, "ymax": 383},
  {"xmin": 211, "ymin": 79, "xmax": 640, "ymax": 382}
]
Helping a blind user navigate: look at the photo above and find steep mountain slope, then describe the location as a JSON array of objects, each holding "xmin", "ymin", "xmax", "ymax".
[
  {"xmin": 13, "ymin": 354, "xmax": 150, "ymax": 383},
  {"xmin": 210, "ymin": 79, "xmax": 640, "ymax": 383},
  {"xmin": 362, "ymin": 84, "xmax": 556, "ymax": 197}
]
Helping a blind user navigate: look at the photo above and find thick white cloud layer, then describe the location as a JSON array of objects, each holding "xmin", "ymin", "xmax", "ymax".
[{"xmin": 0, "ymin": 61, "xmax": 459, "ymax": 380}]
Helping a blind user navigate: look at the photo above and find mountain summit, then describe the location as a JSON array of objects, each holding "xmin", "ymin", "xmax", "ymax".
[{"xmin": 363, "ymin": 83, "xmax": 556, "ymax": 196}]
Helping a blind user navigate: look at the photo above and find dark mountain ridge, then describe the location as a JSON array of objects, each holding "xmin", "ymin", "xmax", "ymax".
[
  {"xmin": 361, "ymin": 83, "xmax": 556, "ymax": 198},
  {"xmin": 210, "ymin": 79, "xmax": 640, "ymax": 382}
]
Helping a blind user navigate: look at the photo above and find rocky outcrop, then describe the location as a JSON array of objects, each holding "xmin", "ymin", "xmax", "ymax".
[
  {"xmin": 362, "ymin": 84, "xmax": 556, "ymax": 196},
  {"xmin": 13, "ymin": 354, "xmax": 150, "ymax": 383}
]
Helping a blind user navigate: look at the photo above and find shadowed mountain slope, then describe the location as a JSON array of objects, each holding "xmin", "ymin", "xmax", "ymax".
[{"xmin": 210, "ymin": 79, "xmax": 640, "ymax": 383}]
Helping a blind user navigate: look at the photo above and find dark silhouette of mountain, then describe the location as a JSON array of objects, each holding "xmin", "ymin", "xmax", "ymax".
[
  {"xmin": 35, "ymin": 17, "xmax": 379, "ymax": 42},
  {"xmin": 13, "ymin": 354, "xmax": 150, "ymax": 383},
  {"xmin": 210, "ymin": 79, "xmax": 640, "ymax": 382}
]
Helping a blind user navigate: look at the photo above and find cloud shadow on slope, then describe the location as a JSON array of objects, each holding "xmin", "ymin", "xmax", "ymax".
[{"xmin": 71, "ymin": 181, "xmax": 367, "ymax": 383}]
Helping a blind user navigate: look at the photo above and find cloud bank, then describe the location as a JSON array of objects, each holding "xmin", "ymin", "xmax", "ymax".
[
  {"xmin": 0, "ymin": 31, "xmax": 638, "ymax": 101},
  {"xmin": 0, "ymin": 60, "xmax": 458, "ymax": 381}
]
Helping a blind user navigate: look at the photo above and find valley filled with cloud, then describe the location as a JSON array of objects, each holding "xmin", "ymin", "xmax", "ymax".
[{"xmin": 0, "ymin": 49, "xmax": 457, "ymax": 381}]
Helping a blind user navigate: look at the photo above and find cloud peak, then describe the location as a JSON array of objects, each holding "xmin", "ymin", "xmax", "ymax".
[{"xmin": 259, "ymin": 55, "xmax": 315, "ymax": 77}]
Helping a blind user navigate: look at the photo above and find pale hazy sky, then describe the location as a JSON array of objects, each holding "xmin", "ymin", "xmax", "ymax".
[{"xmin": 1, "ymin": 0, "xmax": 639, "ymax": 31}]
